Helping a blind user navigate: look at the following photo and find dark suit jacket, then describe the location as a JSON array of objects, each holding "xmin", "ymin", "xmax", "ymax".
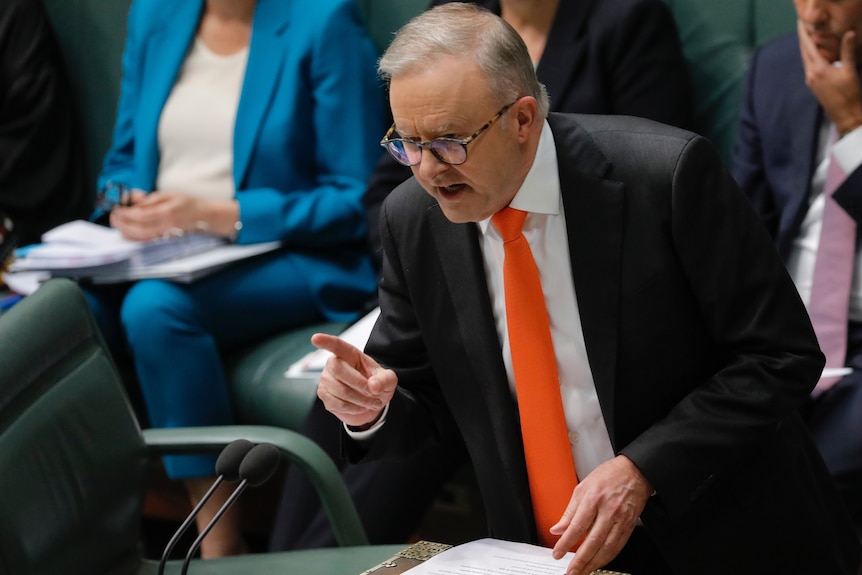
[
  {"xmin": 364, "ymin": 0, "xmax": 694, "ymax": 271},
  {"xmin": 0, "ymin": 0, "xmax": 90, "ymax": 246},
  {"xmin": 733, "ymin": 32, "xmax": 862, "ymax": 260},
  {"xmin": 360, "ymin": 113, "xmax": 860, "ymax": 574}
]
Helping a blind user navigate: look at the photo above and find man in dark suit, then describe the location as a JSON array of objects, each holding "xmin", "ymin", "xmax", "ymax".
[
  {"xmin": 270, "ymin": 0, "xmax": 694, "ymax": 551},
  {"xmin": 732, "ymin": 0, "xmax": 862, "ymax": 537},
  {"xmin": 315, "ymin": 4, "xmax": 860, "ymax": 574}
]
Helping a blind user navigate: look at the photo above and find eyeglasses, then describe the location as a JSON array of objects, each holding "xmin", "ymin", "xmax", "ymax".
[{"xmin": 380, "ymin": 100, "xmax": 517, "ymax": 167}]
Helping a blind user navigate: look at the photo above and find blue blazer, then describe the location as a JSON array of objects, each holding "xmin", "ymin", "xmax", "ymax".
[
  {"xmin": 98, "ymin": 0, "xmax": 385, "ymax": 320},
  {"xmin": 732, "ymin": 32, "xmax": 862, "ymax": 261}
]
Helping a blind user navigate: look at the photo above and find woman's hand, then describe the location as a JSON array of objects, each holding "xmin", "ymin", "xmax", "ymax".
[{"xmin": 109, "ymin": 191, "xmax": 239, "ymax": 241}]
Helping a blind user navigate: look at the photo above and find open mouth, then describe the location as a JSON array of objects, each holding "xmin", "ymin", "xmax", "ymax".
[{"xmin": 438, "ymin": 183, "xmax": 467, "ymax": 197}]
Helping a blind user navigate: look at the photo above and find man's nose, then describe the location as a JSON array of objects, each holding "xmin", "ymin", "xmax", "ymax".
[
  {"xmin": 797, "ymin": 0, "xmax": 827, "ymax": 25},
  {"xmin": 416, "ymin": 149, "xmax": 450, "ymax": 181}
]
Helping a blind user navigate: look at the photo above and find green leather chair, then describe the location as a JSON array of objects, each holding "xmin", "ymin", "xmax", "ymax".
[{"xmin": 0, "ymin": 278, "xmax": 405, "ymax": 575}]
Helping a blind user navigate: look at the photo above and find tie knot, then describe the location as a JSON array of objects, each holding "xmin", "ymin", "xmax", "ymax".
[{"xmin": 492, "ymin": 207, "xmax": 527, "ymax": 242}]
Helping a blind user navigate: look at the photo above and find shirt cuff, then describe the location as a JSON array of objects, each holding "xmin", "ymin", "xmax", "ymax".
[{"xmin": 343, "ymin": 402, "xmax": 389, "ymax": 441}]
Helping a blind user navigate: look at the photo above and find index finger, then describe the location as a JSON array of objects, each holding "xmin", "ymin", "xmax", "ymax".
[
  {"xmin": 311, "ymin": 333, "xmax": 364, "ymax": 365},
  {"xmin": 841, "ymin": 30, "xmax": 857, "ymax": 69},
  {"xmin": 797, "ymin": 20, "xmax": 818, "ymax": 66}
]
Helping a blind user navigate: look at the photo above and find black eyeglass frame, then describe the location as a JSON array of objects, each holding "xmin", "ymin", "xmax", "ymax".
[{"xmin": 380, "ymin": 99, "xmax": 518, "ymax": 167}]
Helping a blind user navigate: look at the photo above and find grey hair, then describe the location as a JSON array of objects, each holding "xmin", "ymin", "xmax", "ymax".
[{"xmin": 378, "ymin": 3, "xmax": 550, "ymax": 118}]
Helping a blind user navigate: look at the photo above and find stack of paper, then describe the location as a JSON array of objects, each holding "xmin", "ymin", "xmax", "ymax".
[{"xmin": 10, "ymin": 220, "xmax": 225, "ymax": 272}]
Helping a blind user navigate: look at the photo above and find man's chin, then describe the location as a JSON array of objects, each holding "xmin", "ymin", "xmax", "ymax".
[{"xmin": 438, "ymin": 207, "xmax": 475, "ymax": 224}]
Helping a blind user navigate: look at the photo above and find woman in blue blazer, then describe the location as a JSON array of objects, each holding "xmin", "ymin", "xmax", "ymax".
[{"xmin": 87, "ymin": 0, "xmax": 383, "ymax": 556}]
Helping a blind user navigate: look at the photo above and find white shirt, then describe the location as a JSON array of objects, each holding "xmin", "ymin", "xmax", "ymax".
[
  {"xmin": 786, "ymin": 122, "xmax": 862, "ymax": 324},
  {"xmin": 352, "ymin": 121, "xmax": 616, "ymax": 481},
  {"xmin": 156, "ymin": 37, "xmax": 248, "ymax": 200}
]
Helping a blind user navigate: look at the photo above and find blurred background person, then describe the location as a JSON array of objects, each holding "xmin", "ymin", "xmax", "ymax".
[
  {"xmin": 0, "ymin": 0, "xmax": 90, "ymax": 246},
  {"xmin": 732, "ymin": 0, "xmax": 862, "ymax": 538},
  {"xmin": 270, "ymin": 0, "xmax": 694, "ymax": 552},
  {"xmin": 86, "ymin": 0, "xmax": 384, "ymax": 558}
]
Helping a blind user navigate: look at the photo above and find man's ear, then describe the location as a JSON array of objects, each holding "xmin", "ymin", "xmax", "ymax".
[{"xmin": 514, "ymin": 97, "xmax": 539, "ymax": 144}]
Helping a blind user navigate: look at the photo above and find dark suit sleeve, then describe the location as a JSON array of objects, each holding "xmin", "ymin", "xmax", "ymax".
[
  {"xmin": 349, "ymin": 191, "xmax": 461, "ymax": 462},
  {"xmin": 619, "ymin": 135, "xmax": 824, "ymax": 519}
]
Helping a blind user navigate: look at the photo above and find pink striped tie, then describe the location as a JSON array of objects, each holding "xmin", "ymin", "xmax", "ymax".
[{"xmin": 809, "ymin": 128, "xmax": 853, "ymax": 397}]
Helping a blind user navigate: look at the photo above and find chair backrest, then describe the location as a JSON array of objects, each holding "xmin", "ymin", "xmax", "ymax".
[
  {"xmin": 0, "ymin": 279, "xmax": 148, "ymax": 575},
  {"xmin": 355, "ymin": 0, "xmax": 426, "ymax": 53},
  {"xmin": 662, "ymin": 0, "xmax": 796, "ymax": 165}
]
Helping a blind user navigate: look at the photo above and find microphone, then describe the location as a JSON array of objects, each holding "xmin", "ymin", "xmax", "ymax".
[
  {"xmin": 180, "ymin": 443, "xmax": 281, "ymax": 575},
  {"xmin": 157, "ymin": 439, "xmax": 255, "ymax": 575}
]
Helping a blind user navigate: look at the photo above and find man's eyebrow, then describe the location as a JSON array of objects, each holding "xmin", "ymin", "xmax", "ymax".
[{"xmin": 395, "ymin": 122, "xmax": 459, "ymax": 139}]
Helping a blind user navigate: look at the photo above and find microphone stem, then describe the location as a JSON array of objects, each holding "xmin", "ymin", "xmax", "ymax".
[
  {"xmin": 158, "ymin": 475, "xmax": 224, "ymax": 575},
  {"xmin": 180, "ymin": 480, "xmax": 248, "ymax": 575}
]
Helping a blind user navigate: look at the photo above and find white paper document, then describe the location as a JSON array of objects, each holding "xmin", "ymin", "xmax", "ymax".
[
  {"xmin": 403, "ymin": 538, "xmax": 574, "ymax": 575},
  {"xmin": 11, "ymin": 220, "xmax": 226, "ymax": 271}
]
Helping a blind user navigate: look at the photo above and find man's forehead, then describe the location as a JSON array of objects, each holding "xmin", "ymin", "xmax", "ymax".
[{"xmin": 388, "ymin": 59, "xmax": 494, "ymax": 135}]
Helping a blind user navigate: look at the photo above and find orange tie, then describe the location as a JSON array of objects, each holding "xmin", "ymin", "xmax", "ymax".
[{"xmin": 492, "ymin": 207, "xmax": 578, "ymax": 548}]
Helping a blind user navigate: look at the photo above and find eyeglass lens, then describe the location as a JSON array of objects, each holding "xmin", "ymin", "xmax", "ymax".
[{"xmin": 386, "ymin": 139, "xmax": 466, "ymax": 167}]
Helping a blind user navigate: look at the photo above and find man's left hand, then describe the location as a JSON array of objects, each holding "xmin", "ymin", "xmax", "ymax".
[
  {"xmin": 798, "ymin": 21, "xmax": 862, "ymax": 136},
  {"xmin": 549, "ymin": 455, "xmax": 653, "ymax": 575}
]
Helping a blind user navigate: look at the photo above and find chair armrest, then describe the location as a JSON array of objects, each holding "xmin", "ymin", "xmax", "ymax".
[{"xmin": 142, "ymin": 424, "xmax": 369, "ymax": 547}]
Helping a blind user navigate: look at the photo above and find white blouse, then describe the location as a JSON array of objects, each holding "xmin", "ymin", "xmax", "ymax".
[{"xmin": 156, "ymin": 37, "xmax": 249, "ymax": 201}]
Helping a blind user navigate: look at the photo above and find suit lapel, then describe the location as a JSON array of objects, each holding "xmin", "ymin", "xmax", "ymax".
[
  {"xmin": 429, "ymin": 208, "xmax": 509, "ymax": 388},
  {"xmin": 138, "ymin": 0, "xmax": 202, "ymax": 189},
  {"xmin": 428, "ymin": 201, "xmax": 535, "ymax": 536},
  {"xmin": 548, "ymin": 114, "xmax": 625, "ymax": 447},
  {"xmin": 233, "ymin": 0, "xmax": 290, "ymax": 187}
]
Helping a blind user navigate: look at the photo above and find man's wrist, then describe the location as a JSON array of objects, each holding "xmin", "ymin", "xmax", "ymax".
[{"xmin": 345, "ymin": 403, "xmax": 389, "ymax": 435}]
